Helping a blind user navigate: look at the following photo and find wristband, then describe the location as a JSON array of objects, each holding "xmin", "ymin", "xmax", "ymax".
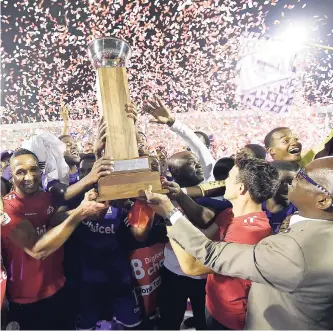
[
  {"xmin": 169, "ymin": 210, "xmax": 184, "ymax": 225},
  {"xmin": 197, "ymin": 184, "xmax": 205, "ymax": 197},
  {"xmin": 165, "ymin": 208, "xmax": 184, "ymax": 225}
]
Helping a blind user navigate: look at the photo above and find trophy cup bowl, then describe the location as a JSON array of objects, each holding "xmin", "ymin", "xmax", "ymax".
[{"xmin": 88, "ymin": 37, "xmax": 132, "ymax": 68}]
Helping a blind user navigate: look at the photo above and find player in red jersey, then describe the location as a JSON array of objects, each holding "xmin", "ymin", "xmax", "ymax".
[
  {"xmin": 145, "ymin": 154, "xmax": 280, "ymax": 330},
  {"xmin": 1, "ymin": 149, "xmax": 109, "ymax": 330}
]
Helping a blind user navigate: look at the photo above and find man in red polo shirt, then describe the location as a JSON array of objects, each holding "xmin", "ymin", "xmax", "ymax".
[
  {"xmin": 145, "ymin": 155, "xmax": 280, "ymax": 329},
  {"xmin": 1, "ymin": 149, "xmax": 110, "ymax": 330},
  {"xmin": 204, "ymin": 208, "xmax": 272, "ymax": 330}
]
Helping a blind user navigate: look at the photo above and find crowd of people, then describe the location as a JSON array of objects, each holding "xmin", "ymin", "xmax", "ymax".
[
  {"xmin": 1, "ymin": 103, "xmax": 331, "ymax": 162},
  {"xmin": 1, "ymin": 96, "xmax": 333, "ymax": 330},
  {"xmin": 2, "ymin": 0, "xmax": 333, "ymax": 329}
]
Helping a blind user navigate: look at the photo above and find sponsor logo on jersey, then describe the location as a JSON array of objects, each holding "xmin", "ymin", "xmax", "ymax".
[
  {"xmin": 136, "ymin": 276, "xmax": 162, "ymax": 296},
  {"xmin": 6, "ymin": 321, "xmax": 20, "ymax": 330},
  {"xmin": 130, "ymin": 244, "xmax": 165, "ymax": 318},
  {"xmin": 124, "ymin": 217, "xmax": 130, "ymax": 227},
  {"xmin": 0, "ymin": 269, "xmax": 7, "ymax": 283},
  {"xmin": 0, "ymin": 256, "xmax": 7, "ymax": 283},
  {"xmin": 144, "ymin": 251, "xmax": 163, "ymax": 264},
  {"xmin": 83, "ymin": 221, "xmax": 115, "ymax": 234},
  {"xmin": 47, "ymin": 205, "xmax": 54, "ymax": 215},
  {"xmin": 1, "ymin": 212, "xmax": 11, "ymax": 226},
  {"xmin": 36, "ymin": 224, "xmax": 47, "ymax": 236},
  {"xmin": 244, "ymin": 216, "xmax": 257, "ymax": 223},
  {"xmin": 4, "ymin": 194, "xmax": 16, "ymax": 200}
]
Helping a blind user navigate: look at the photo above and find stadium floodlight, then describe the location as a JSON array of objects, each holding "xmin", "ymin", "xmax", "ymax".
[{"xmin": 276, "ymin": 25, "xmax": 308, "ymax": 53}]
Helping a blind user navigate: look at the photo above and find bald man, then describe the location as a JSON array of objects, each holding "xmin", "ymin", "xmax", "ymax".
[
  {"xmin": 168, "ymin": 151, "xmax": 205, "ymax": 188},
  {"xmin": 147, "ymin": 157, "xmax": 333, "ymax": 329},
  {"xmin": 158, "ymin": 151, "xmax": 207, "ymax": 330}
]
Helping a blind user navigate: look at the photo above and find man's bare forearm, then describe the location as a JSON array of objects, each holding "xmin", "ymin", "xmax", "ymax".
[
  {"xmin": 32, "ymin": 208, "xmax": 84, "ymax": 259},
  {"xmin": 63, "ymin": 176, "xmax": 93, "ymax": 200},
  {"xmin": 50, "ymin": 209, "xmax": 75, "ymax": 227},
  {"xmin": 50, "ymin": 176, "xmax": 93, "ymax": 201},
  {"xmin": 61, "ymin": 122, "xmax": 69, "ymax": 136},
  {"xmin": 168, "ymin": 228, "xmax": 212, "ymax": 276},
  {"xmin": 176, "ymin": 191, "xmax": 216, "ymax": 228},
  {"xmin": 10, "ymin": 209, "xmax": 85, "ymax": 260}
]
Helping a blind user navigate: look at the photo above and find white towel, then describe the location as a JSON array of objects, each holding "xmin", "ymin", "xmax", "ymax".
[{"xmin": 21, "ymin": 132, "xmax": 69, "ymax": 187}]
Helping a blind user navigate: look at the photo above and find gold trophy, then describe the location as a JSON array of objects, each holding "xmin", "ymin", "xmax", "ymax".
[{"xmin": 88, "ymin": 37, "xmax": 165, "ymax": 200}]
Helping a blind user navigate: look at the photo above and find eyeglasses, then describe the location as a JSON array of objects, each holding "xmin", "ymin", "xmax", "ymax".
[{"xmin": 296, "ymin": 167, "xmax": 333, "ymax": 201}]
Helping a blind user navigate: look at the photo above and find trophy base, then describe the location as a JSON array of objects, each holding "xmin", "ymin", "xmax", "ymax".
[{"xmin": 97, "ymin": 170, "xmax": 168, "ymax": 201}]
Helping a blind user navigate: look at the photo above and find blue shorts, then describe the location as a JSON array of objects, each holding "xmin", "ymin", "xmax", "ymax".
[{"xmin": 77, "ymin": 282, "xmax": 142, "ymax": 329}]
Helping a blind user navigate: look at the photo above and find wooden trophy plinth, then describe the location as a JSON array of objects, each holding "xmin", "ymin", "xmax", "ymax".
[
  {"xmin": 89, "ymin": 38, "xmax": 166, "ymax": 201},
  {"xmin": 98, "ymin": 170, "xmax": 165, "ymax": 201},
  {"xmin": 97, "ymin": 154, "xmax": 166, "ymax": 201}
]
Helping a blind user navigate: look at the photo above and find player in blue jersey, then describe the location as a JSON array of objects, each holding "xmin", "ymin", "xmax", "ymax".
[
  {"xmin": 57, "ymin": 134, "xmax": 81, "ymax": 185},
  {"xmin": 73, "ymin": 153, "xmax": 153, "ymax": 330},
  {"xmin": 56, "ymin": 107, "xmax": 138, "ymax": 327},
  {"xmin": 262, "ymin": 161, "xmax": 298, "ymax": 233}
]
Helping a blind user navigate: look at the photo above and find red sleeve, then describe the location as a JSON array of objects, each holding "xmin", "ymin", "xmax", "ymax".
[
  {"xmin": 1, "ymin": 201, "xmax": 25, "ymax": 238},
  {"xmin": 127, "ymin": 200, "xmax": 154, "ymax": 228}
]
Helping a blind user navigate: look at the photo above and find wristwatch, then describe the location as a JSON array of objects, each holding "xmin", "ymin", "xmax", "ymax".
[{"xmin": 165, "ymin": 208, "xmax": 183, "ymax": 226}]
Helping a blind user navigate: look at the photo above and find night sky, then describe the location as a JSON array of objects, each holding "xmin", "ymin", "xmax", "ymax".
[{"xmin": 1, "ymin": 0, "xmax": 332, "ymax": 124}]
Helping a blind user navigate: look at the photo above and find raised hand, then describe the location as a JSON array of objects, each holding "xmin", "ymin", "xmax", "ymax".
[
  {"xmin": 83, "ymin": 188, "xmax": 99, "ymax": 202},
  {"xmin": 60, "ymin": 104, "xmax": 69, "ymax": 122},
  {"xmin": 162, "ymin": 180, "xmax": 183, "ymax": 200},
  {"xmin": 94, "ymin": 117, "xmax": 107, "ymax": 158},
  {"xmin": 94, "ymin": 102, "xmax": 138, "ymax": 158},
  {"xmin": 145, "ymin": 185, "xmax": 174, "ymax": 218},
  {"xmin": 142, "ymin": 96, "xmax": 175, "ymax": 126},
  {"xmin": 86, "ymin": 156, "xmax": 114, "ymax": 185},
  {"xmin": 78, "ymin": 189, "xmax": 109, "ymax": 218},
  {"xmin": 125, "ymin": 102, "xmax": 138, "ymax": 123}
]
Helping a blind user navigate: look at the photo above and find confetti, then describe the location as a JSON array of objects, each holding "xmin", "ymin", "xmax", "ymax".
[{"xmin": 0, "ymin": 0, "xmax": 332, "ymax": 157}]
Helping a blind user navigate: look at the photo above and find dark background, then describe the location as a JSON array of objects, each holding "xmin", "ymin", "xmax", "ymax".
[{"xmin": 1, "ymin": 0, "xmax": 332, "ymax": 123}]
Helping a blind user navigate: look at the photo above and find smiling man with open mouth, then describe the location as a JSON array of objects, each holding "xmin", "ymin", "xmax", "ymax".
[{"xmin": 264, "ymin": 127, "xmax": 303, "ymax": 164}]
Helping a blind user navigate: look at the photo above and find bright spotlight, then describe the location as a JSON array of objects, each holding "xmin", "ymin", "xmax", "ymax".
[
  {"xmin": 254, "ymin": 25, "xmax": 308, "ymax": 70},
  {"xmin": 277, "ymin": 25, "xmax": 308, "ymax": 53}
]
